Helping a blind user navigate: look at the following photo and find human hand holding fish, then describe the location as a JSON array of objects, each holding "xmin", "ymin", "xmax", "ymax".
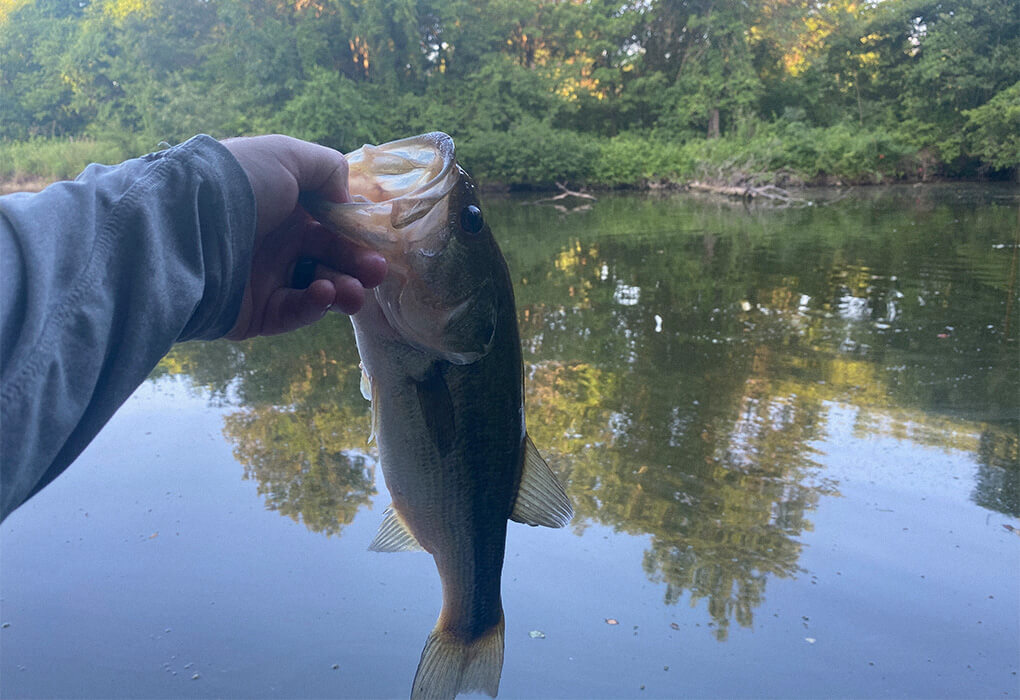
[
  {"xmin": 222, "ymin": 134, "xmax": 388, "ymax": 340},
  {"xmin": 303, "ymin": 133, "xmax": 573, "ymax": 699}
]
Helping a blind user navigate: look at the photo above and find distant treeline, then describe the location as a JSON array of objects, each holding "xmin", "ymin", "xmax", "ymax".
[{"xmin": 1, "ymin": 0, "xmax": 1018, "ymax": 187}]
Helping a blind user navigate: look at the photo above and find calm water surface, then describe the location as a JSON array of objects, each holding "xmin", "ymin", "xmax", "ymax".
[{"xmin": 2, "ymin": 185, "xmax": 1018, "ymax": 699}]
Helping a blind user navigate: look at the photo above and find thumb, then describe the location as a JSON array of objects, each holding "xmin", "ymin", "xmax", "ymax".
[
  {"xmin": 223, "ymin": 135, "xmax": 351, "ymax": 239},
  {"xmin": 281, "ymin": 137, "xmax": 351, "ymax": 205}
]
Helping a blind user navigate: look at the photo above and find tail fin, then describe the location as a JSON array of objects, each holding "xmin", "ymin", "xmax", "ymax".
[{"xmin": 410, "ymin": 614, "xmax": 505, "ymax": 700}]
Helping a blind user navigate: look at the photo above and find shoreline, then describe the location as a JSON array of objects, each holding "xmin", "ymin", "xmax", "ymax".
[
  {"xmin": 477, "ymin": 173, "xmax": 1019, "ymax": 195},
  {"xmin": 4, "ymin": 173, "xmax": 1015, "ymax": 199}
]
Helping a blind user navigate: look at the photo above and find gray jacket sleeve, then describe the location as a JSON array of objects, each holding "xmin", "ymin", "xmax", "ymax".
[{"xmin": 0, "ymin": 135, "xmax": 256, "ymax": 520}]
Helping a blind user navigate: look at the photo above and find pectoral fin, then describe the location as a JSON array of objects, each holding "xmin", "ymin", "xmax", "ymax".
[
  {"xmin": 361, "ymin": 363, "xmax": 378, "ymax": 445},
  {"xmin": 415, "ymin": 366, "xmax": 455, "ymax": 456},
  {"xmin": 510, "ymin": 435, "xmax": 573, "ymax": 528},
  {"xmin": 359, "ymin": 362, "xmax": 372, "ymax": 401},
  {"xmin": 369, "ymin": 505, "xmax": 424, "ymax": 552}
]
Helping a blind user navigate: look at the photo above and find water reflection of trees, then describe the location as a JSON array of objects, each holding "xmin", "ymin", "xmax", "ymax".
[
  {"xmin": 526, "ymin": 358, "xmax": 834, "ymax": 640},
  {"xmin": 509, "ymin": 189, "xmax": 1017, "ymax": 636},
  {"xmin": 157, "ymin": 318, "xmax": 377, "ymax": 537},
  {"xmin": 225, "ymin": 405, "xmax": 374, "ymax": 536},
  {"xmin": 158, "ymin": 189, "xmax": 1018, "ymax": 637}
]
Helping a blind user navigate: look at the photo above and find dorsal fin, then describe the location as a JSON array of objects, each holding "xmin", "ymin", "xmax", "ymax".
[
  {"xmin": 369, "ymin": 505, "xmax": 425, "ymax": 552},
  {"xmin": 510, "ymin": 435, "xmax": 573, "ymax": 528}
]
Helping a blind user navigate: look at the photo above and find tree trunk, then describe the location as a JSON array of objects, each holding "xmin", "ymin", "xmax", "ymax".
[{"xmin": 707, "ymin": 108, "xmax": 720, "ymax": 139}]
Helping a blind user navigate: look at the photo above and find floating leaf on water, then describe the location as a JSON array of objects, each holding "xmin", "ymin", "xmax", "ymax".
[
  {"xmin": 529, "ymin": 630, "xmax": 546, "ymax": 639},
  {"xmin": 605, "ymin": 618, "xmax": 619, "ymax": 625}
]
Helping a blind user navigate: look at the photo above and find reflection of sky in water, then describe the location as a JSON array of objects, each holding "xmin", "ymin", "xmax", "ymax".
[{"xmin": 2, "ymin": 186, "xmax": 1018, "ymax": 698}]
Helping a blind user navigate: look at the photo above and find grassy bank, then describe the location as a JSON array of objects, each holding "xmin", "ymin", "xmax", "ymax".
[
  {"xmin": 458, "ymin": 121, "xmax": 958, "ymax": 189},
  {"xmin": 1, "ymin": 122, "xmax": 1011, "ymax": 194},
  {"xmin": 0, "ymin": 137, "xmax": 147, "ymax": 191}
]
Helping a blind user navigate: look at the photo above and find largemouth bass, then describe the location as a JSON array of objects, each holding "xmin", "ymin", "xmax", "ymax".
[{"xmin": 303, "ymin": 133, "xmax": 572, "ymax": 700}]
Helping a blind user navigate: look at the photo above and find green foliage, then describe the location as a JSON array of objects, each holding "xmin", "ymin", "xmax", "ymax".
[
  {"xmin": 460, "ymin": 120, "xmax": 600, "ymax": 187},
  {"xmin": 963, "ymin": 82, "xmax": 1020, "ymax": 170},
  {"xmin": 1, "ymin": 0, "xmax": 1016, "ymax": 187},
  {"xmin": 787, "ymin": 122, "xmax": 916, "ymax": 182},
  {"xmin": 594, "ymin": 134, "xmax": 694, "ymax": 187},
  {"xmin": 270, "ymin": 68, "xmax": 382, "ymax": 153}
]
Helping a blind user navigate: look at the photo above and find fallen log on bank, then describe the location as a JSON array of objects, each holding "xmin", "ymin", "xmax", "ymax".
[{"xmin": 687, "ymin": 180, "xmax": 810, "ymax": 206}]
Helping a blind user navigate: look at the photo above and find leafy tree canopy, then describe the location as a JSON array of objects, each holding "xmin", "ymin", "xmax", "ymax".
[{"xmin": 2, "ymin": 0, "xmax": 1017, "ymax": 180}]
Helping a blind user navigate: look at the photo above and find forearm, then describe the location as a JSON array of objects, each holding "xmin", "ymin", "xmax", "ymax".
[{"xmin": 0, "ymin": 135, "xmax": 256, "ymax": 520}]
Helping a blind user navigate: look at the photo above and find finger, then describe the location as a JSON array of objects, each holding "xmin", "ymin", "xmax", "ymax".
[
  {"xmin": 342, "ymin": 246, "xmax": 387, "ymax": 289},
  {"xmin": 332, "ymin": 275, "xmax": 368, "ymax": 316},
  {"xmin": 307, "ymin": 264, "xmax": 370, "ymax": 315},
  {"xmin": 298, "ymin": 223, "xmax": 388, "ymax": 288},
  {"xmin": 261, "ymin": 280, "xmax": 336, "ymax": 335}
]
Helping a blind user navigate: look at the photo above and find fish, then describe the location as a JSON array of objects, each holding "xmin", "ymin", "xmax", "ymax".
[{"xmin": 302, "ymin": 132, "xmax": 572, "ymax": 700}]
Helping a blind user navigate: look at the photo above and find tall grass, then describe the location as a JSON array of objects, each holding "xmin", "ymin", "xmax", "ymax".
[{"xmin": 0, "ymin": 138, "xmax": 143, "ymax": 185}]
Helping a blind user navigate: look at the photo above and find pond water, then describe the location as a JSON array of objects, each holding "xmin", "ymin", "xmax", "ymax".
[{"xmin": 2, "ymin": 185, "xmax": 1018, "ymax": 699}]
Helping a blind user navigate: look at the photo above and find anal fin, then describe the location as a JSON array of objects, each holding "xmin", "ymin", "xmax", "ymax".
[
  {"xmin": 369, "ymin": 505, "xmax": 425, "ymax": 552},
  {"xmin": 510, "ymin": 434, "xmax": 573, "ymax": 528}
]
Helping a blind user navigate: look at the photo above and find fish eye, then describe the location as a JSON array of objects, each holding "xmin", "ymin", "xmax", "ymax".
[{"xmin": 460, "ymin": 205, "xmax": 484, "ymax": 234}]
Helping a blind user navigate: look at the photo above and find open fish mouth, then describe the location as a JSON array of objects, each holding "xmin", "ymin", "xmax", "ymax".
[
  {"xmin": 302, "ymin": 132, "xmax": 494, "ymax": 363},
  {"xmin": 303, "ymin": 132, "xmax": 461, "ymax": 255}
]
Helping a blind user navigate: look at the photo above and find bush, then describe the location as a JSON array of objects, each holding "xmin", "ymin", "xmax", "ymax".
[
  {"xmin": 594, "ymin": 133, "xmax": 694, "ymax": 187},
  {"xmin": 270, "ymin": 68, "xmax": 382, "ymax": 153},
  {"xmin": 460, "ymin": 120, "xmax": 600, "ymax": 187},
  {"xmin": 964, "ymin": 81, "xmax": 1020, "ymax": 170}
]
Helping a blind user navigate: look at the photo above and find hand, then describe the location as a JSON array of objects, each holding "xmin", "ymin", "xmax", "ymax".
[{"xmin": 221, "ymin": 135, "xmax": 387, "ymax": 340}]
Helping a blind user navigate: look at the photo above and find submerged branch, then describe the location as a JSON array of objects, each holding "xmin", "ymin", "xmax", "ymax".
[{"xmin": 533, "ymin": 182, "xmax": 598, "ymax": 204}]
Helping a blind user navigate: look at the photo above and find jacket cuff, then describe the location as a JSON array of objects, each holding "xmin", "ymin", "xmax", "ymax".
[{"xmin": 174, "ymin": 135, "xmax": 256, "ymax": 341}]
